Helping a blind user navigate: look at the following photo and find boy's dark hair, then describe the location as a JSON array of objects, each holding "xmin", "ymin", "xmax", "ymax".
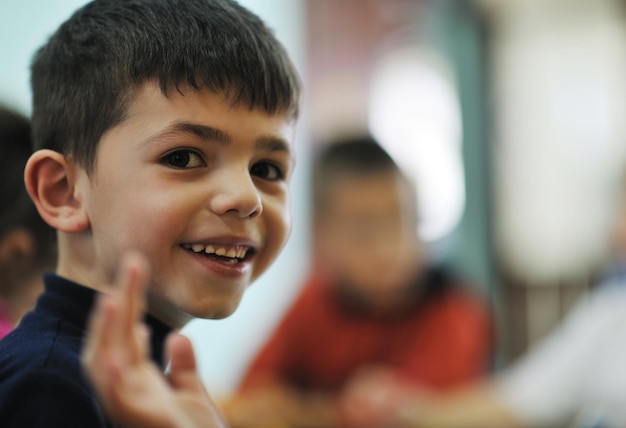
[
  {"xmin": 0, "ymin": 106, "xmax": 56, "ymax": 268},
  {"xmin": 31, "ymin": 0, "xmax": 301, "ymax": 174},
  {"xmin": 312, "ymin": 135, "xmax": 407, "ymax": 215}
]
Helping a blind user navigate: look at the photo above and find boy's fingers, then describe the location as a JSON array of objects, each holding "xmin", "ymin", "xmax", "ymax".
[
  {"xmin": 122, "ymin": 251, "xmax": 150, "ymax": 317},
  {"xmin": 82, "ymin": 295, "xmax": 123, "ymax": 396},
  {"xmin": 84, "ymin": 294, "xmax": 120, "ymax": 363},
  {"xmin": 134, "ymin": 323, "xmax": 151, "ymax": 359},
  {"xmin": 82, "ymin": 294, "xmax": 109, "ymax": 370},
  {"xmin": 117, "ymin": 251, "xmax": 151, "ymax": 362},
  {"xmin": 166, "ymin": 333, "xmax": 204, "ymax": 392}
]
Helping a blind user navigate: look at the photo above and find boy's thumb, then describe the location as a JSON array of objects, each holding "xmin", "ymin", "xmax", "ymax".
[{"xmin": 166, "ymin": 333, "xmax": 204, "ymax": 392}]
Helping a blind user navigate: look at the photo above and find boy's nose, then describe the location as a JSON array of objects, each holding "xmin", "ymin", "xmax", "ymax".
[{"xmin": 209, "ymin": 172, "xmax": 263, "ymax": 218}]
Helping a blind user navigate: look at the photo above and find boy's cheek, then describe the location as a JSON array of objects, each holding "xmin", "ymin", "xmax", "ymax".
[
  {"xmin": 266, "ymin": 195, "xmax": 292, "ymax": 244},
  {"xmin": 282, "ymin": 208, "xmax": 293, "ymax": 243}
]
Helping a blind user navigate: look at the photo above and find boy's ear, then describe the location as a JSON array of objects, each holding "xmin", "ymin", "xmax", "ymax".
[{"xmin": 24, "ymin": 149, "xmax": 89, "ymax": 233}]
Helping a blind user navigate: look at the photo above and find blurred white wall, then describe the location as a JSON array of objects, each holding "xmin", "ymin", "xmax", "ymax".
[
  {"xmin": 489, "ymin": 0, "xmax": 626, "ymax": 284},
  {"xmin": 0, "ymin": 0, "xmax": 91, "ymax": 113},
  {"xmin": 0, "ymin": 0, "xmax": 310, "ymax": 398}
]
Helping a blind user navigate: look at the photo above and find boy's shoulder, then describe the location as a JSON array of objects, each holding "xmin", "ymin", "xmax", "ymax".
[
  {"xmin": 0, "ymin": 324, "xmax": 105, "ymax": 426},
  {"xmin": 0, "ymin": 362, "xmax": 106, "ymax": 426},
  {"xmin": 0, "ymin": 274, "xmax": 97, "ymax": 379},
  {"xmin": 0, "ymin": 300, "xmax": 85, "ymax": 384},
  {"xmin": 0, "ymin": 276, "xmax": 108, "ymax": 426}
]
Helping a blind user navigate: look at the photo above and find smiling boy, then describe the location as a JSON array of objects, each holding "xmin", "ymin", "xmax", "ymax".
[
  {"xmin": 56, "ymin": 80, "xmax": 295, "ymax": 325},
  {"xmin": 0, "ymin": 0, "xmax": 300, "ymax": 426}
]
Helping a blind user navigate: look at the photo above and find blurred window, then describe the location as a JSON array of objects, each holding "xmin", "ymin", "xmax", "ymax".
[{"xmin": 368, "ymin": 46, "xmax": 465, "ymax": 242}]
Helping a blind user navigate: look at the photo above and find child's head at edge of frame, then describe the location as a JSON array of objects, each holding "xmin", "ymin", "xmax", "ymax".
[
  {"xmin": 23, "ymin": 0, "xmax": 301, "ymax": 328},
  {"xmin": 0, "ymin": 106, "xmax": 56, "ymax": 328}
]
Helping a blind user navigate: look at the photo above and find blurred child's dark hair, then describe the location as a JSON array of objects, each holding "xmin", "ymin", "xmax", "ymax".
[
  {"xmin": 0, "ymin": 106, "xmax": 56, "ymax": 269},
  {"xmin": 312, "ymin": 135, "xmax": 412, "ymax": 216},
  {"xmin": 31, "ymin": 0, "xmax": 301, "ymax": 174}
]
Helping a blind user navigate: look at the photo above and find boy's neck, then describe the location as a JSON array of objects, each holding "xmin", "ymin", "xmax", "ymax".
[
  {"xmin": 56, "ymin": 235, "xmax": 191, "ymax": 329},
  {"xmin": 147, "ymin": 294, "xmax": 194, "ymax": 329}
]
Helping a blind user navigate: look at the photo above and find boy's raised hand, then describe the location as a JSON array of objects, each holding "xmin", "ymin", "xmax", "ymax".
[{"xmin": 81, "ymin": 252, "xmax": 226, "ymax": 428}]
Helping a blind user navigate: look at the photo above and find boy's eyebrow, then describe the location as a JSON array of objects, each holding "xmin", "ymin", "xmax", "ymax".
[
  {"xmin": 170, "ymin": 122, "xmax": 230, "ymax": 145},
  {"xmin": 256, "ymin": 135, "xmax": 292, "ymax": 156},
  {"xmin": 151, "ymin": 122, "xmax": 291, "ymax": 155}
]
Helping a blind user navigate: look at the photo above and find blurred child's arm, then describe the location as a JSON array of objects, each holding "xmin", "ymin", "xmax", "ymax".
[
  {"xmin": 392, "ymin": 383, "xmax": 524, "ymax": 428},
  {"xmin": 339, "ymin": 371, "xmax": 522, "ymax": 428},
  {"xmin": 81, "ymin": 252, "xmax": 226, "ymax": 428},
  {"xmin": 221, "ymin": 380, "xmax": 339, "ymax": 428}
]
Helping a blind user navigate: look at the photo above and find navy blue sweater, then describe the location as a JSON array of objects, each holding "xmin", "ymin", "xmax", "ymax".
[{"xmin": 0, "ymin": 274, "xmax": 171, "ymax": 427}]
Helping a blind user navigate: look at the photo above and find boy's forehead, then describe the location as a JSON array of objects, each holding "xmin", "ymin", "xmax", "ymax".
[
  {"xmin": 119, "ymin": 80, "xmax": 297, "ymax": 140},
  {"xmin": 90, "ymin": 79, "xmax": 298, "ymax": 175},
  {"xmin": 125, "ymin": 80, "xmax": 251, "ymax": 113}
]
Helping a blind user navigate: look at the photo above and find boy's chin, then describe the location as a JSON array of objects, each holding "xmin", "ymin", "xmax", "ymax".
[
  {"xmin": 193, "ymin": 306, "xmax": 240, "ymax": 320},
  {"xmin": 185, "ymin": 295, "xmax": 245, "ymax": 320},
  {"xmin": 148, "ymin": 293, "xmax": 244, "ymax": 326}
]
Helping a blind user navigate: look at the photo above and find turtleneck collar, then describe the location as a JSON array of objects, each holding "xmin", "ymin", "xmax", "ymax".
[{"xmin": 40, "ymin": 273, "xmax": 172, "ymax": 367}]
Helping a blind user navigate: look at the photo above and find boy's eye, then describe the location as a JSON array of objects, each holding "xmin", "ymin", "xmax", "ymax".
[
  {"xmin": 162, "ymin": 150, "xmax": 204, "ymax": 169},
  {"xmin": 251, "ymin": 161, "xmax": 284, "ymax": 181}
]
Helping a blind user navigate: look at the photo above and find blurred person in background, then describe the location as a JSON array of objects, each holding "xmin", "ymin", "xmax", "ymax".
[
  {"xmin": 0, "ymin": 106, "xmax": 56, "ymax": 339},
  {"xmin": 339, "ymin": 168, "xmax": 626, "ymax": 428},
  {"xmin": 222, "ymin": 136, "xmax": 492, "ymax": 427}
]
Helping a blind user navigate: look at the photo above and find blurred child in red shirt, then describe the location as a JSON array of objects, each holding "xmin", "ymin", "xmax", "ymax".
[{"xmin": 223, "ymin": 136, "xmax": 492, "ymax": 427}]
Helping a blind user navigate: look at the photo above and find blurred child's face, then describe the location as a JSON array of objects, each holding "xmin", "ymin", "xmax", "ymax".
[
  {"xmin": 316, "ymin": 172, "xmax": 424, "ymax": 309},
  {"xmin": 71, "ymin": 80, "xmax": 295, "ymax": 325}
]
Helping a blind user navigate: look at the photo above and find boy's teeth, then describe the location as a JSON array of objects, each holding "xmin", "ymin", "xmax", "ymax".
[{"xmin": 186, "ymin": 243, "xmax": 248, "ymax": 259}]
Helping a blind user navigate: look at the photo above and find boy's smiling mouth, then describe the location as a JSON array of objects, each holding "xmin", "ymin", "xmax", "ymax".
[{"xmin": 180, "ymin": 243, "xmax": 253, "ymax": 264}]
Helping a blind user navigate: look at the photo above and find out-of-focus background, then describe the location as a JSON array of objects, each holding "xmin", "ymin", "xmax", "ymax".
[{"xmin": 3, "ymin": 0, "xmax": 626, "ymax": 397}]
